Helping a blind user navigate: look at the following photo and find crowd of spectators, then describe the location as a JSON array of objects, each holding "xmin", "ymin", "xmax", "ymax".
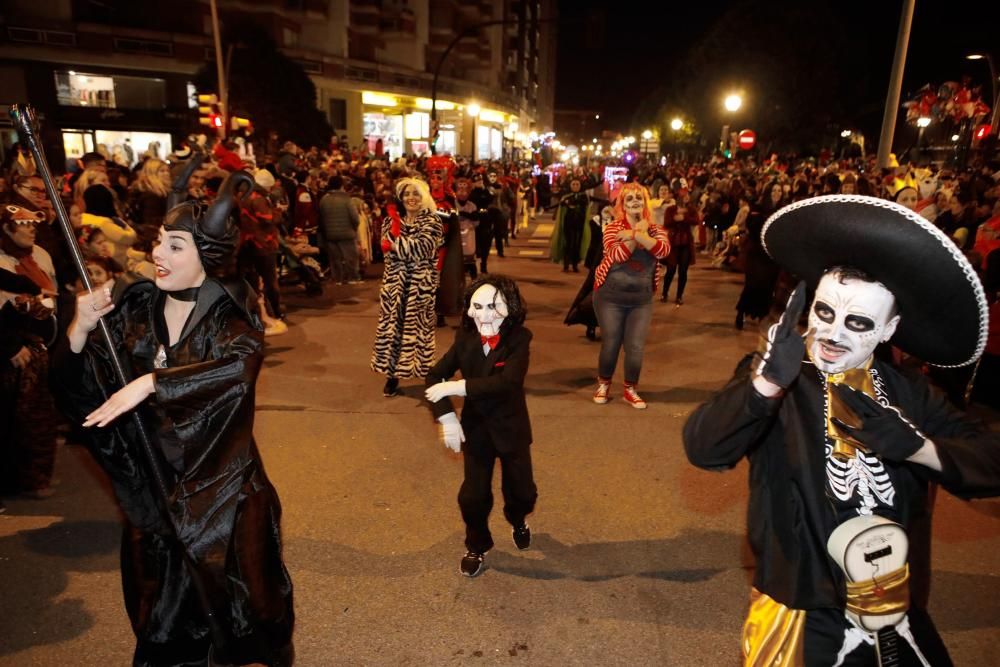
[{"xmin": 1, "ymin": 127, "xmax": 998, "ymax": 513}]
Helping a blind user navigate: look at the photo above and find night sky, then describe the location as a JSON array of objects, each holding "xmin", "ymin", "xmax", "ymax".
[{"xmin": 555, "ymin": 0, "xmax": 999, "ymax": 149}]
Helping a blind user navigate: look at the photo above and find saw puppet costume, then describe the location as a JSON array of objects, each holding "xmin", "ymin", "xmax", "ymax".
[
  {"xmin": 53, "ymin": 170, "xmax": 294, "ymax": 667},
  {"xmin": 425, "ymin": 275, "xmax": 537, "ymax": 578},
  {"xmin": 683, "ymin": 195, "xmax": 999, "ymax": 666}
]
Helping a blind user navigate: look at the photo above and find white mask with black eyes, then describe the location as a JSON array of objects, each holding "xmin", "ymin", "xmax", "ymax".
[
  {"xmin": 468, "ymin": 284, "xmax": 508, "ymax": 337},
  {"xmin": 806, "ymin": 272, "xmax": 900, "ymax": 374}
]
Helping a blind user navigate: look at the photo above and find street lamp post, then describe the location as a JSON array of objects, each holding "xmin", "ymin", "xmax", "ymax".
[
  {"xmin": 468, "ymin": 103, "xmax": 480, "ymax": 164},
  {"xmin": 722, "ymin": 94, "xmax": 742, "ymax": 154},
  {"xmin": 430, "ymin": 17, "xmax": 558, "ymax": 155}
]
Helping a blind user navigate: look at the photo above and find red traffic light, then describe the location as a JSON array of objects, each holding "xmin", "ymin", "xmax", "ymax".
[
  {"xmin": 212, "ymin": 114, "xmax": 223, "ymax": 129},
  {"xmin": 975, "ymin": 124, "xmax": 992, "ymax": 141}
]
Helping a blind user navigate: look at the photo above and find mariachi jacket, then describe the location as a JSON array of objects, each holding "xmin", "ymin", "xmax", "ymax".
[{"xmin": 683, "ymin": 354, "xmax": 1000, "ymax": 612}]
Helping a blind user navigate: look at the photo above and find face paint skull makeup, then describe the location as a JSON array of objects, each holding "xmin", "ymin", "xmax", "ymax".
[
  {"xmin": 468, "ymin": 283, "xmax": 508, "ymax": 337},
  {"xmin": 623, "ymin": 191, "xmax": 645, "ymax": 217},
  {"xmin": 806, "ymin": 271, "xmax": 900, "ymax": 374}
]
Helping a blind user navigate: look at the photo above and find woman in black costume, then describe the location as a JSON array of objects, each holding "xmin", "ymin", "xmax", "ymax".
[{"xmin": 54, "ymin": 171, "xmax": 294, "ymax": 666}]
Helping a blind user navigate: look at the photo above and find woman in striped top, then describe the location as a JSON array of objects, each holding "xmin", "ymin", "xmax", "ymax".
[{"xmin": 592, "ymin": 182, "xmax": 670, "ymax": 408}]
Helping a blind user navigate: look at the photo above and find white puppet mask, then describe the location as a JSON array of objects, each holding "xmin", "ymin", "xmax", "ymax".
[
  {"xmin": 468, "ymin": 283, "xmax": 508, "ymax": 337},
  {"xmin": 806, "ymin": 272, "xmax": 900, "ymax": 374}
]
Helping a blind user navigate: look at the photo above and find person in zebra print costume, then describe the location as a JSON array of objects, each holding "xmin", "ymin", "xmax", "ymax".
[{"xmin": 371, "ymin": 177, "xmax": 444, "ymax": 397}]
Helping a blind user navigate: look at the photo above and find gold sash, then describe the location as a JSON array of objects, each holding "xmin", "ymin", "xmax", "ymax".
[
  {"xmin": 742, "ymin": 589, "xmax": 805, "ymax": 667},
  {"xmin": 825, "ymin": 363, "xmax": 875, "ymax": 461}
]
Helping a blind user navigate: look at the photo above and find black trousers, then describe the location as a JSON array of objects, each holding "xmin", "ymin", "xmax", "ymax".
[
  {"xmin": 239, "ymin": 246, "xmax": 283, "ymax": 318},
  {"xmin": 662, "ymin": 246, "xmax": 692, "ymax": 300},
  {"xmin": 802, "ymin": 607, "xmax": 951, "ymax": 666},
  {"xmin": 458, "ymin": 441, "xmax": 537, "ymax": 553},
  {"xmin": 563, "ymin": 218, "xmax": 584, "ymax": 268}
]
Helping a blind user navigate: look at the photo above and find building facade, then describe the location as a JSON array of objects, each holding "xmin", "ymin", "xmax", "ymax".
[{"xmin": 0, "ymin": 0, "xmax": 557, "ymax": 167}]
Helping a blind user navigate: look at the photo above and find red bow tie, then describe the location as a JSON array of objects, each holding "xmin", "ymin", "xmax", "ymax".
[{"xmin": 481, "ymin": 334, "xmax": 500, "ymax": 349}]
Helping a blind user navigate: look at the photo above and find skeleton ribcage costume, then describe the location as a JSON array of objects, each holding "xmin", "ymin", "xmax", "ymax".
[{"xmin": 823, "ymin": 367, "xmax": 897, "ymax": 516}]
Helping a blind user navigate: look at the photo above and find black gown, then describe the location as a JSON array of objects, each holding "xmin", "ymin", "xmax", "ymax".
[
  {"xmin": 564, "ymin": 217, "xmax": 603, "ymax": 331},
  {"xmin": 53, "ymin": 275, "xmax": 294, "ymax": 667}
]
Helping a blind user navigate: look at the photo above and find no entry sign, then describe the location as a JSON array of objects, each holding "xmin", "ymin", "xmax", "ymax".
[{"xmin": 738, "ymin": 129, "xmax": 756, "ymax": 150}]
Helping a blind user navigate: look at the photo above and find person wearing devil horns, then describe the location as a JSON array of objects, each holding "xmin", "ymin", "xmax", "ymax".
[
  {"xmin": 425, "ymin": 274, "xmax": 536, "ymax": 578},
  {"xmin": 683, "ymin": 195, "xmax": 1000, "ymax": 666},
  {"xmin": 371, "ymin": 177, "xmax": 444, "ymax": 397},
  {"xmin": 52, "ymin": 171, "xmax": 294, "ymax": 666},
  {"xmin": 426, "ymin": 155, "xmax": 465, "ymax": 326}
]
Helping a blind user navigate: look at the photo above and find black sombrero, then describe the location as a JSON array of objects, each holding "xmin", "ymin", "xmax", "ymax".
[{"xmin": 761, "ymin": 195, "xmax": 988, "ymax": 368}]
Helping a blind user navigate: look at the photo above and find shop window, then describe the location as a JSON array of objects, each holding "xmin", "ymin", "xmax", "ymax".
[
  {"xmin": 437, "ymin": 130, "xmax": 456, "ymax": 156},
  {"xmin": 54, "ymin": 71, "xmax": 166, "ymax": 110},
  {"xmin": 404, "ymin": 112, "xmax": 429, "ymax": 140},
  {"xmin": 363, "ymin": 113, "xmax": 403, "ymax": 159}
]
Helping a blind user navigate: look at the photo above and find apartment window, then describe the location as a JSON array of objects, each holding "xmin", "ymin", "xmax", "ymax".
[{"xmin": 329, "ymin": 98, "xmax": 347, "ymax": 130}]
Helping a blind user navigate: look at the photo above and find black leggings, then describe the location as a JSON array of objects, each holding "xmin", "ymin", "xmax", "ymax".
[{"xmin": 662, "ymin": 246, "xmax": 691, "ymax": 300}]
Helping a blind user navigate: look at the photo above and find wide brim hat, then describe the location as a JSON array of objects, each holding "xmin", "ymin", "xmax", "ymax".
[{"xmin": 761, "ymin": 195, "xmax": 988, "ymax": 367}]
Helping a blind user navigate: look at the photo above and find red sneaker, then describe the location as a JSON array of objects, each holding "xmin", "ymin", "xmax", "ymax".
[
  {"xmin": 593, "ymin": 379, "xmax": 611, "ymax": 404},
  {"xmin": 622, "ymin": 384, "xmax": 647, "ymax": 409}
]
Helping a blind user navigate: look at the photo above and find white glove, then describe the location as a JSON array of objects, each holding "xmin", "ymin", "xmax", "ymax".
[
  {"xmin": 437, "ymin": 412, "xmax": 465, "ymax": 453},
  {"xmin": 425, "ymin": 379, "xmax": 467, "ymax": 403}
]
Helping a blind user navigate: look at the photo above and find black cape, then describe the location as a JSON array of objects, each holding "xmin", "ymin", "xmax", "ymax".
[{"xmin": 53, "ymin": 275, "xmax": 294, "ymax": 667}]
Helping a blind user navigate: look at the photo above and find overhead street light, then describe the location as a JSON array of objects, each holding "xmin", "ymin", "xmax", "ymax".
[
  {"xmin": 916, "ymin": 116, "xmax": 931, "ymax": 128},
  {"xmin": 641, "ymin": 129, "xmax": 653, "ymax": 140},
  {"xmin": 670, "ymin": 118, "xmax": 683, "ymax": 131},
  {"xmin": 724, "ymin": 94, "xmax": 743, "ymax": 112}
]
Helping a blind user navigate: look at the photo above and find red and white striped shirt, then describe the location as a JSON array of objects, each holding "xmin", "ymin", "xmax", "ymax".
[{"xmin": 594, "ymin": 218, "xmax": 671, "ymax": 291}]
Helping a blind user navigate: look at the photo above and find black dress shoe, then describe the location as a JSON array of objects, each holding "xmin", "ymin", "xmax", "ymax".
[
  {"xmin": 460, "ymin": 551, "xmax": 486, "ymax": 577},
  {"xmin": 512, "ymin": 524, "xmax": 531, "ymax": 550},
  {"xmin": 735, "ymin": 312, "xmax": 744, "ymax": 331},
  {"xmin": 585, "ymin": 326, "xmax": 596, "ymax": 341},
  {"xmin": 383, "ymin": 377, "xmax": 400, "ymax": 397}
]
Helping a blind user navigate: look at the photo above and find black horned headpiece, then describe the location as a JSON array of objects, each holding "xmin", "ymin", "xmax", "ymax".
[{"xmin": 163, "ymin": 170, "xmax": 253, "ymax": 274}]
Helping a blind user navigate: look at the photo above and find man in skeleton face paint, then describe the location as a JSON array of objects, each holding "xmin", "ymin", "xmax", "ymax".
[
  {"xmin": 425, "ymin": 275, "xmax": 536, "ymax": 577},
  {"xmin": 684, "ymin": 195, "xmax": 1000, "ymax": 666}
]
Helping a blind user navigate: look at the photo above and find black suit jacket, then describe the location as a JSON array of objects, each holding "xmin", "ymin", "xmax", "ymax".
[{"xmin": 426, "ymin": 325, "xmax": 532, "ymax": 453}]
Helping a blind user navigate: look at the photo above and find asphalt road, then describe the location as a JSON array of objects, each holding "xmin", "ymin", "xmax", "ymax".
[{"xmin": 3, "ymin": 217, "xmax": 1000, "ymax": 665}]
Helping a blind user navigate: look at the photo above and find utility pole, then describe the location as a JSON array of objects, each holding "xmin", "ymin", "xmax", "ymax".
[
  {"xmin": 876, "ymin": 0, "xmax": 915, "ymax": 169},
  {"xmin": 209, "ymin": 0, "xmax": 228, "ymax": 138}
]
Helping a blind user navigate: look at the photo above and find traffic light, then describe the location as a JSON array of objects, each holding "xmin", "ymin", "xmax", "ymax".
[
  {"xmin": 197, "ymin": 93, "xmax": 223, "ymax": 132},
  {"xmin": 230, "ymin": 115, "xmax": 252, "ymax": 132}
]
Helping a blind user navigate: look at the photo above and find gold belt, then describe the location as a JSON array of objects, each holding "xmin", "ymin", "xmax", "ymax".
[{"xmin": 845, "ymin": 564, "xmax": 910, "ymax": 617}]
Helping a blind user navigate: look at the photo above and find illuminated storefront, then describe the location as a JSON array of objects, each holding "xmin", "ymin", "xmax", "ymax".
[{"xmin": 360, "ymin": 90, "xmax": 521, "ymax": 161}]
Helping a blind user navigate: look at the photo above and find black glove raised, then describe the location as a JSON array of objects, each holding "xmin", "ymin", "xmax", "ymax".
[
  {"xmin": 830, "ymin": 384, "xmax": 927, "ymax": 462},
  {"xmin": 753, "ymin": 281, "xmax": 807, "ymax": 389}
]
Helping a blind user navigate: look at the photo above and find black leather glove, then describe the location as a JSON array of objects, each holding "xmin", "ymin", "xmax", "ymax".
[
  {"xmin": 830, "ymin": 384, "xmax": 927, "ymax": 462},
  {"xmin": 753, "ymin": 281, "xmax": 807, "ymax": 389}
]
